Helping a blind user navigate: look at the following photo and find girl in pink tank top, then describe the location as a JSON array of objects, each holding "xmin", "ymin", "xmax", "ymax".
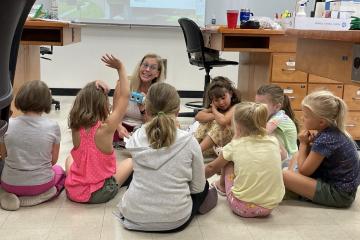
[{"xmin": 65, "ymin": 55, "xmax": 133, "ymax": 203}]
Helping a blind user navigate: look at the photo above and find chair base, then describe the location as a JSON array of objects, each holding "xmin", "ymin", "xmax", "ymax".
[{"xmin": 52, "ymin": 99, "xmax": 60, "ymax": 110}]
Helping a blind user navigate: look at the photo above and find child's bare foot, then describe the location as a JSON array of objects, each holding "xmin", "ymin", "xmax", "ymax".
[{"xmin": 211, "ymin": 180, "xmax": 226, "ymax": 196}]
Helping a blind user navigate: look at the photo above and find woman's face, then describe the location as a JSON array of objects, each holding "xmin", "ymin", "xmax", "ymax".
[{"xmin": 139, "ymin": 57, "xmax": 160, "ymax": 83}]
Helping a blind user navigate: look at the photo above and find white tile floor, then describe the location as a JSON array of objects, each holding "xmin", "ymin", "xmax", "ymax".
[{"xmin": 0, "ymin": 96, "xmax": 359, "ymax": 240}]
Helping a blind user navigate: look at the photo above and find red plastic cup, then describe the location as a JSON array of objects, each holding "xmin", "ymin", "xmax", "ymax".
[{"xmin": 227, "ymin": 10, "xmax": 239, "ymax": 29}]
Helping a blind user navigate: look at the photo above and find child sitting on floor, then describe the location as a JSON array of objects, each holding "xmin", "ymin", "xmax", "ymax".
[
  {"xmin": 206, "ymin": 102, "xmax": 285, "ymax": 217},
  {"xmin": 0, "ymin": 80, "xmax": 66, "ymax": 211},
  {"xmin": 118, "ymin": 82, "xmax": 217, "ymax": 232},
  {"xmin": 283, "ymin": 90, "xmax": 360, "ymax": 208},
  {"xmin": 65, "ymin": 55, "xmax": 133, "ymax": 204},
  {"xmin": 194, "ymin": 76, "xmax": 241, "ymax": 158},
  {"xmin": 255, "ymin": 84, "xmax": 298, "ymax": 163}
]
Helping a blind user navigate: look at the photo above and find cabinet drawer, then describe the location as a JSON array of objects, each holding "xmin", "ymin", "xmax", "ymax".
[
  {"xmin": 343, "ymin": 85, "xmax": 360, "ymax": 111},
  {"xmin": 308, "ymin": 74, "xmax": 342, "ymax": 84},
  {"xmin": 346, "ymin": 112, "xmax": 360, "ymax": 140},
  {"xmin": 271, "ymin": 53, "xmax": 307, "ymax": 83},
  {"xmin": 307, "ymin": 84, "xmax": 343, "ymax": 99},
  {"xmin": 276, "ymin": 83, "xmax": 307, "ymax": 110}
]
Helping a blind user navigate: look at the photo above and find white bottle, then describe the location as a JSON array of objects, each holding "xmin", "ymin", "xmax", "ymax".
[
  {"xmin": 50, "ymin": 0, "xmax": 58, "ymax": 19},
  {"xmin": 296, "ymin": 4, "xmax": 307, "ymax": 17}
]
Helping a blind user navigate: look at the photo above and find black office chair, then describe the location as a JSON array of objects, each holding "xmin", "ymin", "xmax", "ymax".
[
  {"xmin": 0, "ymin": 0, "xmax": 36, "ymax": 134},
  {"xmin": 39, "ymin": 45, "xmax": 61, "ymax": 110},
  {"xmin": 178, "ymin": 18, "xmax": 238, "ymax": 117}
]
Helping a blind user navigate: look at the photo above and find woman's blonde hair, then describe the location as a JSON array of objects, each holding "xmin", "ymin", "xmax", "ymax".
[
  {"xmin": 130, "ymin": 53, "xmax": 165, "ymax": 91},
  {"xmin": 68, "ymin": 81, "xmax": 110, "ymax": 130},
  {"xmin": 302, "ymin": 90, "xmax": 351, "ymax": 138},
  {"xmin": 233, "ymin": 102, "xmax": 268, "ymax": 137},
  {"xmin": 145, "ymin": 82, "xmax": 180, "ymax": 149}
]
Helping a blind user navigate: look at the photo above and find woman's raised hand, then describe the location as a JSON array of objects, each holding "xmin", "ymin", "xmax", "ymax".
[{"xmin": 101, "ymin": 54, "xmax": 123, "ymax": 70}]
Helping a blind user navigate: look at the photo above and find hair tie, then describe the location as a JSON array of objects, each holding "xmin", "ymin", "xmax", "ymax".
[{"xmin": 157, "ymin": 111, "xmax": 165, "ymax": 116}]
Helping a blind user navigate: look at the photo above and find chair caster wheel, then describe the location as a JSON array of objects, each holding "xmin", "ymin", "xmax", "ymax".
[{"xmin": 55, "ymin": 104, "xmax": 60, "ymax": 110}]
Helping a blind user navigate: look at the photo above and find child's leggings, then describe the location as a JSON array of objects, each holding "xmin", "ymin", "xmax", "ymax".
[
  {"xmin": 1, "ymin": 165, "xmax": 66, "ymax": 197},
  {"xmin": 224, "ymin": 163, "xmax": 272, "ymax": 218}
]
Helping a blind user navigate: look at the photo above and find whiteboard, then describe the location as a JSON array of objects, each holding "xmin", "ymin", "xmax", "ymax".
[{"xmin": 36, "ymin": 0, "xmax": 311, "ymax": 27}]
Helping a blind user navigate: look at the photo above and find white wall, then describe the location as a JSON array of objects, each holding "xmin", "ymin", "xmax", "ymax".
[
  {"xmin": 39, "ymin": 0, "xmax": 302, "ymax": 91},
  {"xmin": 41, "ymin": 25, "xmax": 239, "ymax": 91}
]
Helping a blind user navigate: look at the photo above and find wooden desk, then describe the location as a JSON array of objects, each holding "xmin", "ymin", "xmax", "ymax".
[
  {"xmin": 285, "ymin": 28, "xmax": 360, "ymax": 139},
  {"xmin": 286, "ymin": 28, "xmax": 360, "ymax": 85},
  {"xmin": 203, "ymin": 27, "xmax": 297, "ymax": 100},
  {"xmin": 13, "ymin": 20, "xmax": 81, "ymax": 116}
]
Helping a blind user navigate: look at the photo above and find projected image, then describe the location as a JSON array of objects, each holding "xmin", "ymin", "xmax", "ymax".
[{"xmin": 58, "ymin": 0, "xmax": 205, "ymax": 26}]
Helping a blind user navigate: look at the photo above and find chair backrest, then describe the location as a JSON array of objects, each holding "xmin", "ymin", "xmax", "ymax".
[
  {"xmin": 0, "ymin": 0, "xmax": 35, "ymax": 121},
  {"xmin": 178, "ymin": 18, "xmax": 206, "ymax": 60}
]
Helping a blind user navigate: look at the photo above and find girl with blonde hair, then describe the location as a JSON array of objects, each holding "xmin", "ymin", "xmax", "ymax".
[
  {"xmin": 283, "ymin": 90, "xmax": 360, "ymax": 207},
  {"xmin": 206, "ymin": 102, "xmax": 285, "ymax": 218},
  {"xmin": 118, "ymin": 82, "xmax": 217, "ymax": 232}
]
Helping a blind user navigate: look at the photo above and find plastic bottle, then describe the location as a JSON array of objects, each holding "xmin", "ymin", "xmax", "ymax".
[
  {"xmin": 211, "ymin": 14, "xmax": 216, "ymax": 25},
  {"xmin": 50, "ymin": 0, "xmax": 58, "ymax": 19},
  {"xmin": 296, "ymin": 4, "xmax": 307, "ymax": 17}
]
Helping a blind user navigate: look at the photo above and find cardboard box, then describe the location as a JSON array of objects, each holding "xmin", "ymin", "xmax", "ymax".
[
  {"xmin": 331, "ymin": 0, "xmax": 360, "ymax": 17},
  {"xmin": 294, "ymin": 17, "xmax": 351, "ymax": 30}
]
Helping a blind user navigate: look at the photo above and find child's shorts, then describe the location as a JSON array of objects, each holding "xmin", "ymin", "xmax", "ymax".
[
  {"xmin": 313, "ymin": 179, "xmax": 356, "ymax": 208},
  {"xmin": 88, "ymin": 177, "xmax": 118, "ymax": 204}
]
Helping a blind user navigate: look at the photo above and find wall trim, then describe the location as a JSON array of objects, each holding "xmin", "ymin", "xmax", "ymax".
[{"xmin": 50, "ymin": 88, "xmax": 203, "ymax": 98}]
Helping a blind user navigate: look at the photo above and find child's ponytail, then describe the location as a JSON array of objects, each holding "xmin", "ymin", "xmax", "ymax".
[
  {"xmin": 145, "ymin": 82, "xmax": 180, "ymax": 149},
  {"xmin": 282, "ymin": 94, "xmax": 299, "ymax": 132},
  {"xmin": 334, "ymin": 97, "xmax": 351, "ymax": 139},
  {"xmin": 146, "ymin": 112, "xmax": 177, "ymax": 149}
]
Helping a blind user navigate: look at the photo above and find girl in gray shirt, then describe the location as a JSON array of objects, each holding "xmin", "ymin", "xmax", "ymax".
[{"xmin": 0, "ymin": 81, "xmax": 65, "ymax": 211}]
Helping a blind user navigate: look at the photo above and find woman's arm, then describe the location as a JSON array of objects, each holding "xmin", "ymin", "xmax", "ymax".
[
  {"xmin": 212, "ymin": 105, "xmax": 235, "ymax": 127},
  {"xmin": 195, "ymin": 108, "xmax": 214, "ymax": 123},
  {"xmin": 51, "ymin": 143, "xmax": 60, "ymax": 165},
  {"xmin": 205, "ymin": 153, "xmax": 229, "ymax": 178}
]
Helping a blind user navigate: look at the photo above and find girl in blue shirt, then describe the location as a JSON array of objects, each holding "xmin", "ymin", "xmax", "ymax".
[{"xmin": 283, "ymin": 90, "xmax": 360, "ymax": 208}]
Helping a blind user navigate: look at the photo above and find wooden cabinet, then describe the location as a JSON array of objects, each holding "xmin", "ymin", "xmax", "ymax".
[
  {"xmin": 270, "ymin": 54, "xmax": 360, "ymax": 140},
  {"xmin": 275, "ymin": 83, "xmax": 307, "ymax": 110},
  {"xmin": 294, "ymin": 110, "xmax": 304, "ymax": 130},
  {"xmin": 308, "ymin": 83, "xmax": 344, "ymax": 98},
  {"xmin": 271, "ymin": 53, "xmax": 307, "ymax": 83},
  {"xmin": 343, "ymin": 85, "xmax": 360, "ymax": 111},
  {"xmin": 346, "ymin": 112, "xmax": 360, "ymax": 139}
]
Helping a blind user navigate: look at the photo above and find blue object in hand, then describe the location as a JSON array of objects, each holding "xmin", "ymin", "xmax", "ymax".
[{"xmin": 130, "ymin": 91, "xmax": 145, "ymax": 104}]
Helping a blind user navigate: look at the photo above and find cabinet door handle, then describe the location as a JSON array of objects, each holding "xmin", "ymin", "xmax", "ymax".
[
  {"xmin": 352, "ymin": 97, "xmax": 360, "ymax": 100},
  {"xmin": 345, "ymin": 124, "xmax": 357, "ymax": 127},
  {"xmin": 282, "ymin": 68, "xmax": 296, "ymax": 71},
  {"xmin": 288, "ymin": 96, "xmax": 296, "ymax": 99}
]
